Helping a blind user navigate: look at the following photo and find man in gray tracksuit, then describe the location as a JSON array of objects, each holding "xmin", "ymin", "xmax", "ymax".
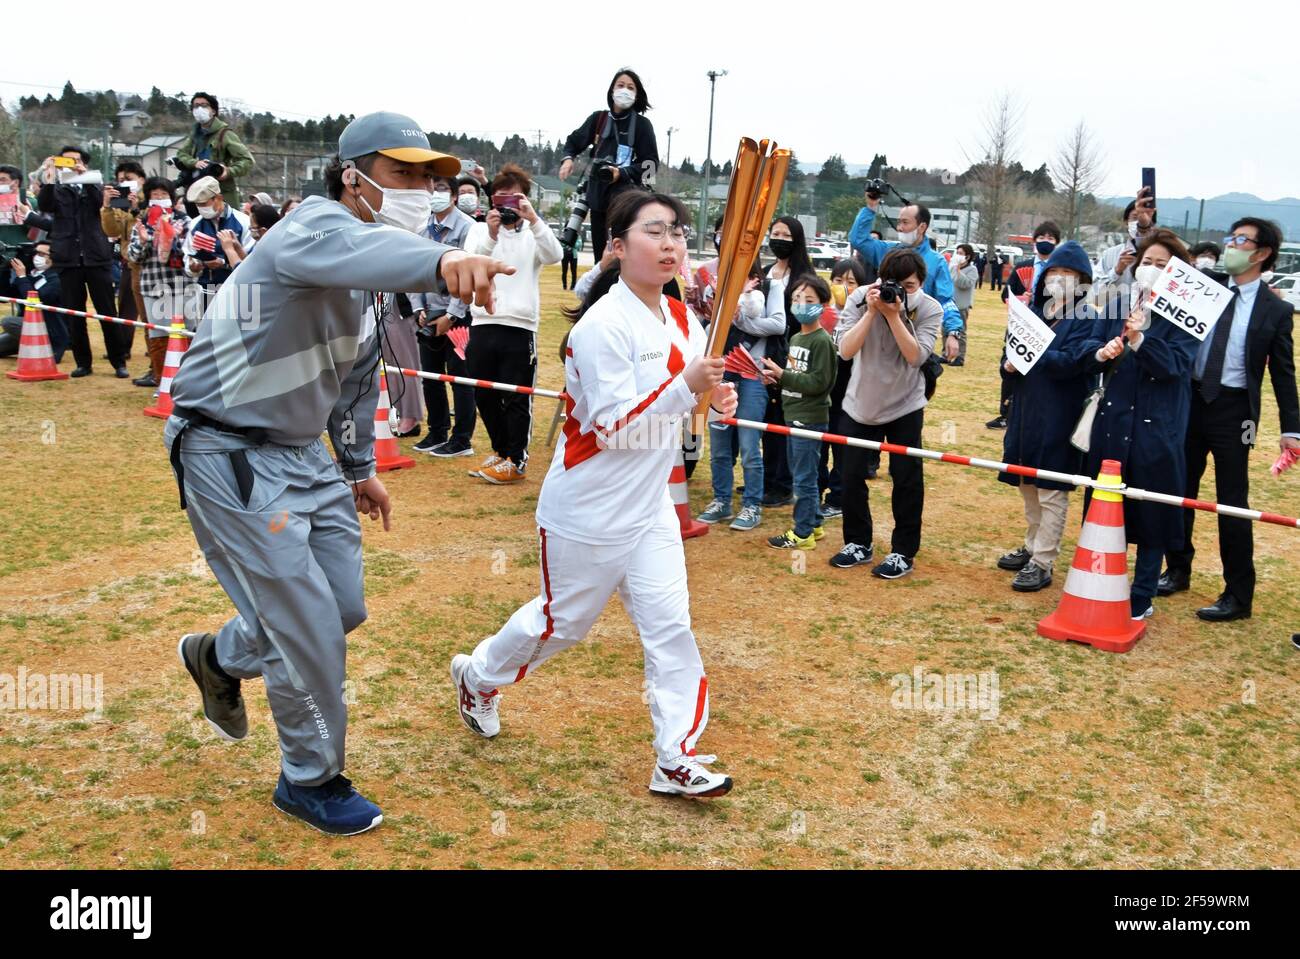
[{"xmin": 170, "ymin": 113, "xmax": 513, "ymax": 835}]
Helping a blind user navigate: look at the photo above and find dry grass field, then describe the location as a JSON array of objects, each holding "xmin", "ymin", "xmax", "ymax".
[{"xmin": 1, "ymin": 268, "xmax": 1297, "ymax": 869}]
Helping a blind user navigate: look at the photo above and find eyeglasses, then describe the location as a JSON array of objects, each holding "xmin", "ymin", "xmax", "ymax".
[
  {"xmin": 1223, "ymin": 234, "xmax": 1259, "ymax": 248},
  {"xmin": 631, "ymin": 220, "xmax": 689, "ymax": 244}
]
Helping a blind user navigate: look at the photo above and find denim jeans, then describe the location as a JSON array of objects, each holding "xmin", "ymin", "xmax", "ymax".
[
  {"xmin": 788, "ymin": 425, "xmax": 827, "ymax": 537},
  {"xmin": 709, "ymin": 374, "xmax": 767, "ymax": 509}
]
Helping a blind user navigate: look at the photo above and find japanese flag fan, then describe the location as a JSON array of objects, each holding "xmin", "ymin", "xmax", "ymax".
[{"xmin": 191, "ymin": 231, "xmax": 217, "ymax": 254}]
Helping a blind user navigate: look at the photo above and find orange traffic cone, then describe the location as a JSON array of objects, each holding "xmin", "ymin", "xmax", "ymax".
[
  {"xmin": 1037, "ymin": 459, "xmax": 1145, "ymax": 653},
  {"xmin": 144, "ymin": 319, "xmax": 189, "ymax": 419},
  {"xmin": 671, "ymin": 441, "xmax": 708, "ymax": 540},
  {"xmin": 374, "ymin": 363, "xmax": 415, "ymax": 472},
  {"xmin": 5, "ymin": 294, "xmax": 68, "ymax": 382}
]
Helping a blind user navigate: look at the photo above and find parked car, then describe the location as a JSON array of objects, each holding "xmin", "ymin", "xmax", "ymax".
[{"xmin": 1268, "ymin": 273, "xmax": 1300, "ymax": 309}]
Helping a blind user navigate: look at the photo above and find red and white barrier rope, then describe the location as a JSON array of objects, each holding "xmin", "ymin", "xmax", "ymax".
[
  {"xmin": 0, "ymin": 295, "xmax": 194, "ymax": 337},
  {"xmin": 393, "ymin": 366, "xmax": 565, "ymax": 400},
  {"xmin": 725, "ymin": 418, "xmax": 1300, "ymax": 530}
]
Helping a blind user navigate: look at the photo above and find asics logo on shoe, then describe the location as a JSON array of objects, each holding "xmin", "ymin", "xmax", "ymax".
[
  {"xmin": 459, "ymin": 682, "xmax": 476, "ymax": 713},
  {"xmin": 662, "ymin": 766, "xmax": 693, "ymax": 786}
]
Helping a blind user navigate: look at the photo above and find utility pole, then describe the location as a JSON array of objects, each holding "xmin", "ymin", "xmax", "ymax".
[
  {"xmin": 665, "ymin": 126, "xmax": 678, "ymax": 170},
  {"xmin": 697, "ymin": 70, "xmax": 727, "ymax": 255}
]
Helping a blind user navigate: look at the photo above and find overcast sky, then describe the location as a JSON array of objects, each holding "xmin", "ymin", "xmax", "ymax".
[{"xmin": 13, "ymin": 2, "xmax": 1299, "ymax": 201}]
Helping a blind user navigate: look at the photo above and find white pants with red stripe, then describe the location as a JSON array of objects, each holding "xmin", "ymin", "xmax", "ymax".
[{"xmin": 466, "ymin": 500, "xmax": 710, "ymax": 764}]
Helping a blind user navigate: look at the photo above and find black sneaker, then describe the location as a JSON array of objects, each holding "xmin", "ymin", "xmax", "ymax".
[
  {"xmin": 762, "ymin": 491, "xmax": 794, "ymax": 508},
  {"xmin": 132, "ymin": 373, "xmax": 158, "ymax": 388},
  {"xmin": 114, "ymin": 366, "xmax": 130, "ymax": 379},
  {"xmin": 997, "ymin": 546, "xmax": 1032, "ymax": 571},
  {"xmin": 829, "ymin": 542, "xmax": 874, "ymax": 568},
  {"xmin": 986, "ymin": 416, "xmax": 1007, "ymax": 430},
  {"xmin": 820, "ymin": 501, "xmax": 843, "ymax": 520},
  {"xmin": 431, "ymin": 438, "xmax": 475, "ymax": 458},
  {"xmin": 949, "ymin": 357, "xmax": 965, "ymax": 367},
  {"xmin": 70, "ymin": 367, "xmax": 92, "ymax": 378},
  {"xmin": 413, "ymin": 434, "xmax": 447, "ymax": 454},
  {"xmin": 177, "ymin": 632, "xmax": 247, "ymax": 741},
  {"xmin": 1011, "ymin": 562, "xmax": 1052, "ymax": 592},
  {"xmin": 1291, "ymin": 634, "xmax": 1300, "ymax": 652},
  {"xmin": 872, "ymin": 552, "xmax": 914, "ymax": 579}
]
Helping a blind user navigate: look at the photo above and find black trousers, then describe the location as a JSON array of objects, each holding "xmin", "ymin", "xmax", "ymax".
[
  {"xmin": 561, "ymin": 251, "xmax": 578, "ymax": 290},
  {"xmin": 590, "ymin": 209, "xmax": 610, "ymax": 262},
  {"xmin": 997, "ymin": 355, "xmax": 1014, "ymax": 419},
  {"xmin": 465, "ymin": 324, "xmax": 536, "ymax": 467},
  {"xmin": 420, "ymin": 330, "xmax": 477, "ymax": 445},
  {"xmin": 819, "ymin": 357, "xmax": 853, "ymax": 504},
  {"xmin": 116, "ymin": 262, "xmax": 137, "ymax": 355},
  {"xmin": 61, "ymin": 265, "xmax": 127, "ymax": 370},
  {"xmin": 840, "ymin": 407, "xmax": 926, "ymax": 558},
  {"xmin": 1165, "ymin": 388, "xmax": 1254, "ymax": 606}
]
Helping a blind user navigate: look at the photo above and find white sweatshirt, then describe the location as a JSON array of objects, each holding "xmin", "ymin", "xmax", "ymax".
[
  {"xmin": 465, "ymin": 217, "xmax": 563, "ymax": 332},
  {"xmin": 535, "ymin": 279, "xmax": 706, "ymax": 546}
]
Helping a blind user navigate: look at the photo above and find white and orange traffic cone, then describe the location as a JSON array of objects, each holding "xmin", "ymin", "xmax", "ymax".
[
  {"xmin": 5, "ymin": 294, "xmax": 68, "ymax": 382},
  {"xmin": 1037, "ymin": 459, "xmax": 1146, "ymax": 653},
  {"xmin": 144, "ymin": 319, "xmax": 189, "ymax": 419},
  {"xmin": 671, "ymin": 438, "xmax": 708, "ymax": 540},
  {"xmin": 374, "ymin": 363, "xmax": 415, "ymax": 472}
]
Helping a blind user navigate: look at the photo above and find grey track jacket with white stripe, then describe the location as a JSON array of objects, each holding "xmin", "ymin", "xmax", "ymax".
[{"xmin": 168, "ymin": 195, "xmax": 456, "ymax": 481}]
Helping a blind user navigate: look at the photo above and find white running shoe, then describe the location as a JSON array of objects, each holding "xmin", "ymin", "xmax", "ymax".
[
  {"xmin": 451, "ymin": 653, "xmax": 500, "ymax": 738},
  {"xmin": 649, "ymin": 754, "xmax": 733, "ymax": 798}
]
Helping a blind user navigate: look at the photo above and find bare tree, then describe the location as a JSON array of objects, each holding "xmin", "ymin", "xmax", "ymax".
[
  {"xmin": 1050, "ymin": 120, "xmax": 1107, "ymax": 239},
  {"xmin": 964, "ymin": 93, "xmax": 1024, "ymax": 253}
]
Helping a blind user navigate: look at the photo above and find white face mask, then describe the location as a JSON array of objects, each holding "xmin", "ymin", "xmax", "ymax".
[
  {"xmin": 193, "ymin": 106, "xmax": 213, "ymax": 125},
  {"xmin": 1134, "ymin": 264, "xmax": 1163, "ymax": 289},
  {"xmin": 905, "ymin": 288, "xmax": 923, "ymax": 311},
  {"xmin": 0, "ymin": 184, "xmax": 11, "ymax": 194},
  {"xmin": 1195, "ymin": 256, "xmax": 1216, "ymax": 270},
  {"xmin": 457, "ymin": 193, "xmax": 478, "ymax": 214},
  {"xmin": 198, "ymin": 204, "xmax": 221, "ymax": 220},
  {"xmin": 32, "ymin": 255, "xmax": 48, "ymax": 271},
  {"xmin": 352, "ymin": 167, "xmax": 432, "ymax": 233},
  {"xmin": 1127, "ymin": 219, "xmax": 1140, "ymax": 240},
  {"xmin": 430, "ymin": 190, "xmax": 452, "ymax": 214},
  {"xmin": 897, "ymin": 229, "xmax": 917, "ymax": 246},
  {"xmin": 612, "ymin": 88, "xmax": 636, "ymax": 110},
  {"xmin": 149, "ymin": 198, "xmax": 171, "ymax": 208}
]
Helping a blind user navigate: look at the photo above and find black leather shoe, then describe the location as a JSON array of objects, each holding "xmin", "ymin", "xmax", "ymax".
[
  {"xmin": 114, "ymin": 366, "xmax": 130, "ymax": 378},
  {"xmin": 132, "ymin": 373, "xmax": 159, "ymax": 388},
  {"xmin": 1196, "ymin": 593, "xmax": 1251, "ymax": 622},
  {"xmin": 1156, "ymin": 569, "xmax": 1190, "ymax": 596},
  {"xmin": 70, "ymin": 366, "xmax": 92, "ymax": 378},
  {"xmin": 1292, "ymin": 633, "xmax": 1300, "ymax": 652}
]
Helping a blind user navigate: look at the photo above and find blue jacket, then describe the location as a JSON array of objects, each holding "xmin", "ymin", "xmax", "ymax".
[
  {"xmin": 999, "ymin": 242, "xmax": 1095, "ymax": 492},
  {"xmin": 849, "ymin": 205, "xmax": 963, "ymax": 335},
  {"xmin": 1081, "ymin": 293, "xmax": 1200, "ymax": 549}
]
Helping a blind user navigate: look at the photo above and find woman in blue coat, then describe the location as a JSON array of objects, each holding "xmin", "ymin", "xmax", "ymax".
[
  {"xmin": 1081, "ymin": 229, "xmax": 1200, "ymax": 620},
  {"xmin": 997, "ymin": 241, "xmax": 1096, "ymax": 592}
]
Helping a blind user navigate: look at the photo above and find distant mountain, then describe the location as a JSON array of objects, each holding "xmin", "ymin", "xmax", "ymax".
[{"xmin": 1102, "ymin": 193, "xmax": 1300, "ymax": 241}]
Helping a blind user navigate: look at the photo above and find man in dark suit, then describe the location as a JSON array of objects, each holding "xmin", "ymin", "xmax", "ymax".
[{"xmin": 1160, "ymin": 217, "xmax": 1300, "ymax": 621}]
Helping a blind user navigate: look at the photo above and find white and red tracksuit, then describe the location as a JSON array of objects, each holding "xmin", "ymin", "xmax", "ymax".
[{"xmin": 464, "ymin": 279, "xmax": 714, "ymax": 763}]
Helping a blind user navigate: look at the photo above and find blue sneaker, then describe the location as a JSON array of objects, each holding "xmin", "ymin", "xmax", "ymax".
[
  {"xmin": 729, "ymin": 504, "xmax": 762, "ymax": 531},
  {"xmin": 272, "ymin": 773, "xmax": 383, "ymax": 836}
]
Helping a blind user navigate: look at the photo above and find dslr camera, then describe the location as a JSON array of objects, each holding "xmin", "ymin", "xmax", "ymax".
[
  {"xmin": 878, "ymin": 279, "xmax": 906, "ymax": 305},
  {"xmin": 865, "ymin": 177, "xmax": 890, "ymax": 199},
  {"xmin": 560, "ymin": 180, "xmax": 589, "ymax": 249}
]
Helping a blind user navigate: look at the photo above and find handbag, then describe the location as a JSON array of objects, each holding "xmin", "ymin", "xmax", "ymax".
[{"xmin": 1070, "ymin": 343, "xmax": 1130, "ymax": 453}]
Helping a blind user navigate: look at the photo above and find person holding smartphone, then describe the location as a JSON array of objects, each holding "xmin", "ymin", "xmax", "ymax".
[{"xmin": 461, "ymin": 164, "xmax": 563, "ymax": 485}]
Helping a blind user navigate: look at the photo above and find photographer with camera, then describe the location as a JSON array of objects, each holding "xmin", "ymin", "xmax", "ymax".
[
  {"xmin": 462, "ymin": 163, "xmax": 563, "ymax": 485},
  {"xmin": 100, "ymin": 160, "xmax": 148, "ymax": 359},
  {"xmin": 830, "ymin": 248, "xmax": 944, "ymax": 580},
  {"xmin": 29, "ymin": 146, "xmax": 130, "ymax": 378},
  {"xmin": 850, "ymin": 187, "xmax": 964, "ymax": 365},
  {"xmin": 0, "ymin": 240, "xmax": 64, "ymax": 361},
  {"xmin": 172, "ymin": 92, "xmax": 255, "ymax": 208},
  {"xmin": 557, "ymin": 68, "xmax": 660, "ymax": 260}
]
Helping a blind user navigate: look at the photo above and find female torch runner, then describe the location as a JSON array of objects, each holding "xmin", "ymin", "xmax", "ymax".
[{"xmin": 450, "ymin": 191, "xmax": 739, "ymax": 797}]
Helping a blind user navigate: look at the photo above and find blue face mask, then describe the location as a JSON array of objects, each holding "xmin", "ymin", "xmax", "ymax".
[{"xmin": 792, "ymin": 303, "xmax": 823, "ymax": 324}]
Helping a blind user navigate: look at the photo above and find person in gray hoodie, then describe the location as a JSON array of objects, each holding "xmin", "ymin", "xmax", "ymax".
[{"xmin": 168, "ymin": 113, "xmax": 512, "ymax": 836}]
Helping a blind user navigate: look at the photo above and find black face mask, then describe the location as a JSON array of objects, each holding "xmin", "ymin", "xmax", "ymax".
[
  {"xmin": 769, "ymin": 238, "xmax": 794, "ymax": 259},
  {"xmin": 1036, "ymin": 240, "xmax": 1056, "ymax": 257}
]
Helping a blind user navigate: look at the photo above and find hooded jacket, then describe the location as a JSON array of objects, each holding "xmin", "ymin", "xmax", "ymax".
[
  {"xmin": 999, "ymin": 241, "xmax": 1095, "ymax": 491},
  {"xmin": 175, "ymin": 117, "xmax": 256, "ymax": 206}
]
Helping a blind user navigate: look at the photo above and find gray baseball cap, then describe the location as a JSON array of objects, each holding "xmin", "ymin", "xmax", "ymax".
[{"xmin": 338, "ymin": 111, "xmax": 460, "ymax": 175}]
